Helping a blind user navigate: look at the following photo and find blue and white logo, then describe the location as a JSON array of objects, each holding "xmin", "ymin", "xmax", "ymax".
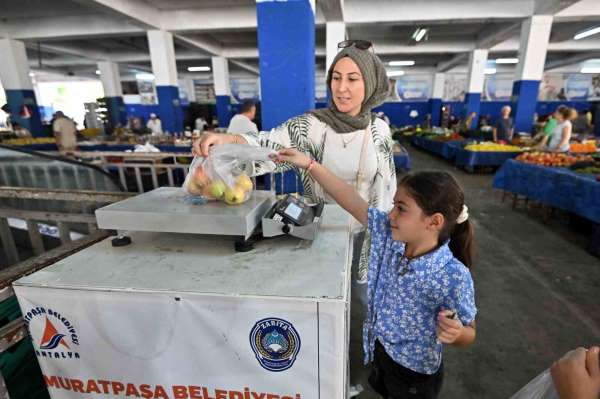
[{"xmin": 249, "ymin": 317, "xmax": 301, "ymax": 372}]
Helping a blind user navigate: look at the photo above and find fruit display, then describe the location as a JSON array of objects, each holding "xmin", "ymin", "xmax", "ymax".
[
  {"xmin": 432, "ymin": 132, "xmax": 464, "ymax": 142},
  {"xmin": 569, "ymin": 141, "xmax": 598, "ymax": 153},
  {"xmin": 516, "ymin": 152, "xmax": 593, "ymax": 167},
  {"xmin": 463, "ymin": 142, "xmax": 522, "ymax": 152},
  {"xmin": 1, "ymin": 137, "xmax": 56, "ymax": 145}
]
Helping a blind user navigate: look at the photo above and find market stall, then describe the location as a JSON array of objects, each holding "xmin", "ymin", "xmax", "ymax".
[
  {"xmin": 411, "ymin": 134, "xmax": 465, "ymax": 160},
  {"xmin": 493, "ymin": 154, "xmax": 600, "ymax": 255},
  {"xmin": 13, "ymin": 188, "xmax": 354, "ymax": 398},
  {"xmin": 453, "ymin": 142, "xmax": 522, "ymax": 172}
]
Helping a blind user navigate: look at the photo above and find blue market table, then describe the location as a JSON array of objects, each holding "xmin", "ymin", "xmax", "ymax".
[{"xmin": 493, "ymin": 159, "xmax": 600, "ymax": 256}]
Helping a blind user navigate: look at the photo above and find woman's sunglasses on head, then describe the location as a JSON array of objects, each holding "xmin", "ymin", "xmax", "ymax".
[{"xmin": 337, "ymin": 40, "xmax": 373, "ymax": 51}]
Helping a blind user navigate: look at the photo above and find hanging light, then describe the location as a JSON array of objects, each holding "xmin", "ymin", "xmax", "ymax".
[{"xmin": 412, "ymin": 27, "xmax": 428, "ymax": 42}]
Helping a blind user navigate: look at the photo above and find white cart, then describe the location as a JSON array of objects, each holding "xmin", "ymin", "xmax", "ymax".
[{"xmin": 13, "ymin": 188, "xmax": 353, "ymax": 399}]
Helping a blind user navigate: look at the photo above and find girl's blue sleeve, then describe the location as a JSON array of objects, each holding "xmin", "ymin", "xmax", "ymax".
[{"xmin": 443, "ymin": 264, "xmax": 477, "ymax": 326}]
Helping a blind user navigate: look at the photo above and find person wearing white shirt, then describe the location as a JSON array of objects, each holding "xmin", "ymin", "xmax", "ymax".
[
  {"xmin": 146, "ymin": 113, "xmax": 163, "ymax": 135},
  {"xmin": 227, "ymin": 100, "xmax": 258, "ymax": 135}
]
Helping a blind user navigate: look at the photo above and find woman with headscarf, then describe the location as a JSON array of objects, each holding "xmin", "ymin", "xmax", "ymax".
[{"xmin": 194, "ymin": 40, "xmax": 396, "ymax": 279}]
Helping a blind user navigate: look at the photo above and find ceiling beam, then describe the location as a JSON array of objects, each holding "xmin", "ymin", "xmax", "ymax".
[
  {"xmin": 534, "ymin": 0, "xmax": 581, "ymax": 15},
  {"xmin": 545, "ymin": 51, "xmax": 600, "ymax": 70},
  {"xmin": 436, "ymin": 54, "xmax": 469, "ymax": 72},
  {"xmin": 3, "ymin": 15, "xmax": 143, "ymax": 40},
  {"xmin": 174, "ymin": 35, "xmax": 223, "ymax": 57},
  {"xmin": 230, "ymin": 60, "xmax": 260, "ymax": 76},
  {"xmin": 476, "ymin": 22, "xmax": 521, "ymax": 48},
  {"xmin": 319, "ymin": 0, "xmax": 345, "ymax": 22},
  {"xmin": 75, "ymin": 0, "xmax": 162, "ymax": 29}
]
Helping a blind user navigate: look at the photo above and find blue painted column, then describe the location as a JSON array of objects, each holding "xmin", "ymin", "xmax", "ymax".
[
  {"xmin": 147, "ymin": 30, "xmax": 183, "ymax": 133},
  {"xmin": 212, "ymin": 57, "xmax": 232, "ymax": 127},
  {"xmin": 257, "ymin": 0, "xmax": 315, "ymax": 194},
  {"xmin": 463, "ymin": 49, "xmax": 488, "ymax": 128},
  {"xmin": 511, "ymin": 80, "xmax": 541, "ymax": 133},
  {"xmin": 429, "ymin": 73, "xmax": 445, "ymax": 126},
  {"xmin": 257, "ymin": 0, "xmax": 315, "ymax": 130},
  {"xmin": 511, "ymin": 16, "xmax": 553, "ymax": 133},
  {"xmin": 0, "ymin": 39, "xmax": 43, "ymax": 135},
  {"xmin": 98, "ymin": 61, "xmax": 126, "ymax": 129}
]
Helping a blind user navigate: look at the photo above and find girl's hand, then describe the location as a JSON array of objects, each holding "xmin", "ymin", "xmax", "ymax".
[
  {"xmin": 436, "ymin": 310, "xmax": 464, "ymax": 344},
  {"xmin": 276, "ymin": 148, "xmax": 312, "ymax": 169}
]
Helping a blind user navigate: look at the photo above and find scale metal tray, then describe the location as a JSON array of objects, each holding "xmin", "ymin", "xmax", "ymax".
[{"xmin": 95, "ymin": 187, "xmax": 276, "ymax": 239}]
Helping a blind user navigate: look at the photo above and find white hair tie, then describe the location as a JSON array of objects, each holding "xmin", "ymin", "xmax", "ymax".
[{"xmin": 456, "ymin": 204, "xmax": 469, "ymax": 224}]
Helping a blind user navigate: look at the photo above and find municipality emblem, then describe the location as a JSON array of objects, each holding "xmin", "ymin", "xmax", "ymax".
[{"xmin": 249, "ymin": 317, "xmax": 301, "ymax": 372}]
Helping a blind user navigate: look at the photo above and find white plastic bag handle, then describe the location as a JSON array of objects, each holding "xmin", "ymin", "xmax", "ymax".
[{"xmin": 509, "ymin": 369, "xmax": 559, "ymax": 399}]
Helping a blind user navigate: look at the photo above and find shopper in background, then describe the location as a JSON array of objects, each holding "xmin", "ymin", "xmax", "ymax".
[
  {"xmin": 550, "ymin": 346, "xmax": 600, "ymax": 399},
  {"xmin": 146, "ymin": 113, "xmax": 163, "ymax": 135},
  {"xmin": 52, "ymin": 111, "xmax": 78, "ymax": 153},
  {"xmin": 493, "ymin": 105, "xmax": 514, "ymax": 143},
  {"xmin": 194, "ymin": 116, "xmax": 208, "ymax": 133},
  {"xmin": 572, "ymin": 109, "xmax": 592, "ymax": 135},
  {"xmin": 12, "ymin": 122, "xmax": 31, "ymax": 138},
  {"xmin": 538, "ymin": 106, "xmax": 576, "ymax": 152},
  {"xmin": 458, "ymin": 111, "xmax": 477, "ymax": 137},
  {"xmin": 226, "ymin": 100, "xmax": 258, "ymax": 135}
]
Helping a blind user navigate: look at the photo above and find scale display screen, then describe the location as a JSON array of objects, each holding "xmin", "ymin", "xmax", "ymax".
[{"xmin": 284, "ymin": 202, "xmax": 303, "ymax": 220}]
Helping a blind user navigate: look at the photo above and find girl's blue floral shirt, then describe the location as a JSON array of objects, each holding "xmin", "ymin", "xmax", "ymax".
[{"xmin": 363, "ymin": 207, "xmax": 477, "ymax": 375}]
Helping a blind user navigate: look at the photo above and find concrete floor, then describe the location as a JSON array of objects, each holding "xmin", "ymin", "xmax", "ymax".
[{"xmin": 350, "ymin": 145, "xmax": 600, "ymax": 399}]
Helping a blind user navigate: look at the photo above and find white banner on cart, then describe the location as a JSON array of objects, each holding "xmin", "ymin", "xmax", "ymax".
[{"xmin": 14, "ymin": 285, "xmax": 342, "ymax": 399}]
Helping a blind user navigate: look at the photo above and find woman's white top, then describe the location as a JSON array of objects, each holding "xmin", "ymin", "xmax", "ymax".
[{"xmin": 548, "ymin": 120, "xmax": 571, "ymax": 152}]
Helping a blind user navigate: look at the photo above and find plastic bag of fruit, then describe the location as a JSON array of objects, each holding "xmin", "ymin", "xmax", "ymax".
[{"xmin": 183, "ymin": 144, "xmax": 278, "ymax": 205}]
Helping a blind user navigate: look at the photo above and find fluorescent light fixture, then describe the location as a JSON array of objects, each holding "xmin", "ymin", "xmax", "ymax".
[
  {"xmin": 574, "ymin": 26, "xmax": 600, "ymax": 40},
  {"xmin": 136, "ymin": 73, "xmax": 155, "ymax": 80},
  {"xmin": 484, "ymin": 68, "xmax": 497, "ymax": 74},
  {"xmin": 95, "ymin": 70, "xmax": 101, "ymax": 75},
  {"xmin": 581, "ymin": 67, "xmax": 600, "ymax": 74},
  {"xmin": 495, "ymin": 58, "xmax": 518, "ymax": 64},
  {"xmin": 411, "ymin": 27, "xmax": 428, "ymax": 42},
  {"xmin": 387, "ymin": 70, "xmax": 405, "ymax": 77},
  {"xmin": 187, "ymin": 66, "xmax": 211, "ymax": 72},
  {"xmin": 28, "ymin": 72, "xmax": 35, "ymax": 77},
  {"xmin": 389, "ymin": 60, "xmax": 415, "ymax": 66}
]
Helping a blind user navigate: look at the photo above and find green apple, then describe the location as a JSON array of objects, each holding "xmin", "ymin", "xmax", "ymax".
[{"xmin": 209, "ymin": 180, "xmax": 226, "ymax": 199}]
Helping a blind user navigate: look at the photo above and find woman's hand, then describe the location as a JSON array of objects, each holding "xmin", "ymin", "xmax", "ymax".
[
  {"xmin": 550, "ymin": 346, "xmax": 600, "ymax": 399},
  {"xmin": 436, "ymin": 310, "xmax": 464, "ymax": 344},
  {"xmin": 192, "ymin": 133, "xmax": 235, "ymax": 157},
  {"xmin": 276, "ymin": 148, "xmax": 312, "ymax": 169}
]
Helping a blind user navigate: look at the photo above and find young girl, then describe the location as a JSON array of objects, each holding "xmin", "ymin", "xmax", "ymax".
[{"xmin": 276, "ymin": 149, "xmax": 477, "ymax": 399}]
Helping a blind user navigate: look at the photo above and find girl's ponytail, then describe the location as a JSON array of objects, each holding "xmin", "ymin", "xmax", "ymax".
[{"xmin": 449, "ymin": 219, "xmax": 475, "ymax": 270}]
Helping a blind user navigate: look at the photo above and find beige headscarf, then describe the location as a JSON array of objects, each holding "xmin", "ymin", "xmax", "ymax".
[{"xmin": 310, "ymin": 46, "xmax": 389, "ymax": 133}]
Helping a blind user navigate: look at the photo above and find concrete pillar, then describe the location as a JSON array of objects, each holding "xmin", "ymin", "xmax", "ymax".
[
  {"xmin": 429, "ymin": 72, "xmax": 445, "ymax": 126},
  {"xmin": 257, "ymin": 0, "xmax": 315, "ymax": 130},
  {"xmin": 98, "ymin": 61, "xmax": 126, "ymax": 128},
  {"xmin": 0, "ymin": 39, "xmax": 43, "ymax": 135},
  {"xmin": 147, "ymin": 30, "xmax": 183, "ymax": 133},
  {"xmin": 211, "ymin": 56, "xmax": 232, "ymax": 128},
  {"xmin": 463, "ymin": 49, "xmax": 488, "ymax": 129},
  {"xmin": 182, "ymin": 78, "xmax": 196, "ymax": 103},
  {"xmin": 325, "ymin": 22, "xmax": 346, "ymax": 74},
  {"xmin": 512, "ymin": 15, "xmax": 553, "ymax": 133}
]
